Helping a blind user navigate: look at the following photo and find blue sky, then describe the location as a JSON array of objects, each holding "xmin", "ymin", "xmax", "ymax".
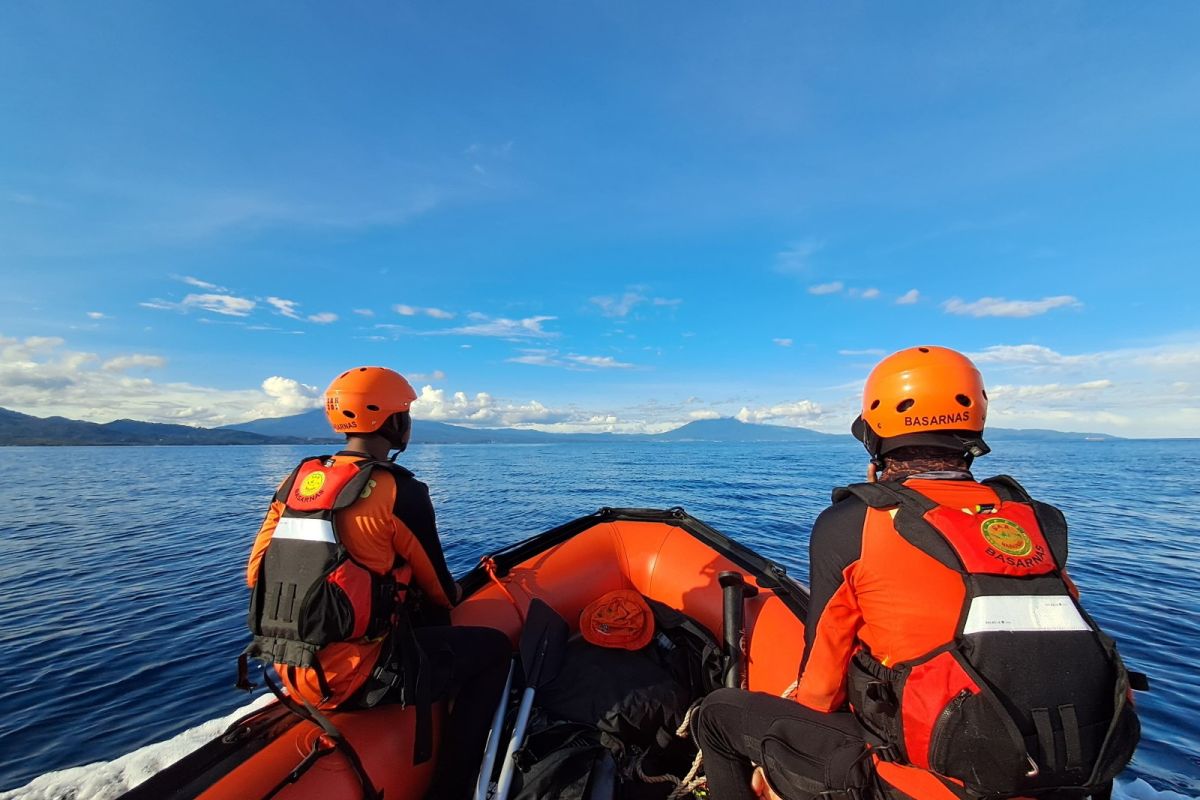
[{"xmin": 2, "ymin": 2, "xmax": 1198, "ymax": 437}]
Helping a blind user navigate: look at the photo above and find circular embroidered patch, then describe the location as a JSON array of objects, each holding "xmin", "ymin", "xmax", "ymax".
[
  {"xmin": 980, "ymin": 517, "xmax": 1032, "ymax": 556},
  {"xmin": 299, "ymin": 470, "xmax": 326, "ymax": 498}
]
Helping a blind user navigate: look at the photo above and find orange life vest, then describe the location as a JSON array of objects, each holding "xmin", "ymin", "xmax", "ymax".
[
  {"xmin": 241, "ymin": 456, "xmax": 411, "ymax": 699},
  {"xmin": 837, "ymin": 476, "xmax": 1139, "ymax": 799}
]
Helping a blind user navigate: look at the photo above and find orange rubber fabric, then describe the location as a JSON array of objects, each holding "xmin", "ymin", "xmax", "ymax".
[
  {"xmin": 580, "ymin": 589, "xmax": 654, "ymax": 650},
  {"xmin": 247, "ymin": 455, "xmax": 455, "ymax": 708},
  {"xmin": 860, "ymin": 346, "xmax": 987, "ymax": 438},
  {"xmin": 794, "ymin": 479, "xmax": 1000, "ymax": 711}
]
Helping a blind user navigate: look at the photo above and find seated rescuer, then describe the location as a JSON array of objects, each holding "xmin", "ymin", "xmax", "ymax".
[
  {"xmin": 695, "ymin": 346, "xmax": 1140, "ymax": 800},
  {"xmin": 243, "ymin": 366, "xmax": 511, "ymax": 800}
]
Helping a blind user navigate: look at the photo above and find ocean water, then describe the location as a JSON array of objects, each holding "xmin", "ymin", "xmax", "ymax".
[{"xmin": 0, "ymin": 440, "xmax": 1196, "ymax": 797}]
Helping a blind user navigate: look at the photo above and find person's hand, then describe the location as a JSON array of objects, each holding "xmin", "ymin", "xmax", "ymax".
[{"xmin": 751, "ymin": 766, "xmax": 785, "ymax": 800}]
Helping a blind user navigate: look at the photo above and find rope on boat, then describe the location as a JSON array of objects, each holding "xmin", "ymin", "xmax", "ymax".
[
  {"xmin": 640, "ymin": 700, "xmax": 705, "ymax": 799},
  {"xmin": 481, "ymin": 556, "xmax": 525, "ymax": 624}
]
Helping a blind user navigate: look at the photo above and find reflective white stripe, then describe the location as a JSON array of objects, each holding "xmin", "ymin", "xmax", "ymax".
[
  {"xmin": 962, "ymin": 595, "xmax": 1091, "ymax": 635},
  {"xmin": 273, "ymin": 516, "xmax": 336, "ymax": 543}
]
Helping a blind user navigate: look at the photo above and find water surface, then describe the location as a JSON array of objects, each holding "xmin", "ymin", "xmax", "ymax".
[{"xmin": 0, "ymin": 441, "xmax": 1196, "ymax": 794}]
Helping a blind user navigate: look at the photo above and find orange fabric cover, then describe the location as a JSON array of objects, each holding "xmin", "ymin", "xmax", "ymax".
[{"xmin": 580, "ymin": 589, "xmax": 655, "ymax": 650}]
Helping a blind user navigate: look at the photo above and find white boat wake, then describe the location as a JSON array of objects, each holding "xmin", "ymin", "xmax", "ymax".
[
  {"xmin": 1, "ymin": 695, "xmax": 1193, "ymax": 800},
  {"xmin": 0, "ymin": 696, "xmax": 272, "ymax": 800}
]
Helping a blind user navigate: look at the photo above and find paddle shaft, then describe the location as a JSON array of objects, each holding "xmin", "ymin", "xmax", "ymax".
[
  {"xmin": 494, "ymin": 685, "xmax": 536, "ymax": 799},
  {"xmin": 472, "ymin": 660, "xmax": 514, "ymax": 800}
]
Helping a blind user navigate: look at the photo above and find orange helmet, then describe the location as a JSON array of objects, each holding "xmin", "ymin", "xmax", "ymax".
[
  {"xmin": 853, "ymin": 346, "xmax": 989, "ymax": 459},
  {"xmin": 324, "ymin": 366, "xmax": 418, "ymax": 435}
]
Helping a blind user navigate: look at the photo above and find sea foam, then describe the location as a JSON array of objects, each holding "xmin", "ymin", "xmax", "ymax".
[{"xmin": 0, "ymin": 695, "xmax": 272, "ymax": 800}]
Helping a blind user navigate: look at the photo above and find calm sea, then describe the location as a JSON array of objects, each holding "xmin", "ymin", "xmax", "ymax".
[{"xmin": 0, "ymin": 441, "xmax": 1197, "ymax": 795}]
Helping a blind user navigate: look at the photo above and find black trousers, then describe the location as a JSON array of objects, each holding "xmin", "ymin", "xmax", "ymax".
[
  {"xmin": 358, "ymin": 625, "xmax": 512, "ymax": 800},
  {"xmin": 694, "ymin": 688, "xmax": 870, "ymax": 800}
]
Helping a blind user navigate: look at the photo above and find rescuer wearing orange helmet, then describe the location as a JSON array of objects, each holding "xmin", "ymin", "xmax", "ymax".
[
  {"xmin": 694, "ymin": 346, "xmax": 1139, "ymax": 800},
  {"xmin": 243, "ymin": 367, "xmax": 511, "ymax": 800}
]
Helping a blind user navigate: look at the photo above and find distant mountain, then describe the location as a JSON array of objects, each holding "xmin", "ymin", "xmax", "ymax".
[
  {"xmin": 225, "ymin": 411, "xmax": 836, "ymax": 443},
  {"xmin": 219, "ymin": 408, "xmax": 340, "ymax": 441},
  {"xmin": 652, "ymin": 417, "xmax": 836, "ymax": 442},
  {"xmin": 985, "ymin": 427, "xmax": 1123, "ymax": 442},
  {"xmin": 0, "ymin": 408, "xmax": 311, "ymax": 446},
  {"xmin": 0, "ymin": 405, "xmax": 1128, "ymax": 447}
]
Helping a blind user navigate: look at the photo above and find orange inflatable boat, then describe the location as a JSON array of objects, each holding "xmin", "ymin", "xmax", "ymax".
[{"xmin": 121, "ymin": 507, "xmax": 953, "ymax": 800}]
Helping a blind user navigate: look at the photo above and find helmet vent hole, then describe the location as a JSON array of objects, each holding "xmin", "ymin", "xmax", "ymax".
[
  {"xmin": 358, "ymin": 367, "xmax": 368, "ymax": 371},
  {"xmin": 918, "ymin": 347, "xmax": 930, "ymax": 353},
  {"xmin": 896, "ymin": 398, "xmax": 915, "ymax": 413},
  {"xmin": 869, "ymin": 399, "xmax": 880, "ymax": 411},
  {"xmin": 366, "ymin": 404, "xmax": 380, "ymax": 412},
  {"xmin": 342, "ymin": 410, "xmax": 357, "ymax": 419},
  {"xmin": 982, "ymin": 389, "xmax": 988, "ymax": 400},
  {"xmin": 955, "ymin": 394, "xmax": 972, "ymax": 407}
]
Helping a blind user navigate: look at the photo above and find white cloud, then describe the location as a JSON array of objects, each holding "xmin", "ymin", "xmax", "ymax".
[
  {"xmin": 102, "ymin": 354, "xmax": 167, "ymax": 372},
  {"xmin": 591, "ymin": 291, "xmax": 647, "ymax": 318},
  {"xmin": 507, "ymin": 349, "xmax": 558, "ymax": 367},
  {"xmin": 989, "ymin": 380, "xmax": 1114, "ymax": 402},
  {"xmin": 735, "ymin": 399, "xmax": 825, "ymax": 427},
  {"xmin": 407, "ymin": 370, "xmax": 447, "ymax": 382},
  {"xmin": 896, "ymin": 289, "xmax": 920, "ymax": 305},
  {"xmin": 507, "ymin": 349, "xmax": 635, "ymax": 370},
  {"xmin": 257, "ymin": 376, "xmax": 323, "ymax": 417},
  {"xmin": 652, "ymin": 297, "xmax": 683, "ymax": 308},
  {"xmin": 565, "ymin": 354, "xmax": 634, "ymax": 369},
  {"xmin": 969, "ymin": 344, "xmax": 1091, "ymax": 366},
  {"xmin": 395, "ymin": 304, "xmax": 454, "ymax": 320},
  {"xmin": 266, "ymin": 297, "xmax": 335, "ymax": 324},
  {"xmin": 437, "ymin": 314, "xmax": 557, "ymax": 339},
  {"xmin": 411, "ymin": 385, "xmax": 567, "ymax": 426},
  {"xmin": 86, "ymin": 311, "xmax": 108, "ymax": 320},
  {"xmin": 858, "ymin": 287, "xmax": 880, "ymax": 299},
  {"xmin": 838, "ymin": 348, "xmax": 885, "ymax": 357},
  {"xmin": 139, "ymin": 300, "xmax": 178, "ymax": 312},
  {"xmin": 353, "ymin": 308, "xmax": 375, "ymax": 317},
  {"xmin": 773, "ymin": 338, "xmax": 793, "ymax": 347},
  {"xmin": 808, "ymin": 281, "xmax": 844, "ymax": 296},
  {"xmin": 266, "ymin": 296, "xmax": 301, "ymax": 319},
  {"xmin": 178, "ymin": 275, "xmax": 227, "ymax": 292},
  {"xmin": 774, "ymin": 240, "xmax": 823, "ymax": 275},
  {"xmin": 688, "ymin": 410, "xmax": 721, "ymax": 420},
  {"xmin": 307, "ymin": 312, "xmax": 338, "ymax": 324},
  {"xmin": 181, "ymin": 293, "xmax": 256, "ymax": 317},
  {"xmin": 0, "ymin": 335, "xmax": 321, "ymax": 425},
  {"xmin": 943, "ymin": 295, "xmax": 1081, "ymax": 318}
]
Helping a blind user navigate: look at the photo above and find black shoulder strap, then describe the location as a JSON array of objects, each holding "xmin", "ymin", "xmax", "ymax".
[
  {"xmin": 331, "ymin": 460, "xmax": 382, "ymax": 511},
  {"xmin": 981, "ymin": 474, "xmax": 1034, "ymax": 503},
  {"xmin": 330, "ymin": 458, "xmax": 415, "ymax": 511},
  {"xmin": 835, "ymin": 482, "xmax": 963, "ymax": 571}
]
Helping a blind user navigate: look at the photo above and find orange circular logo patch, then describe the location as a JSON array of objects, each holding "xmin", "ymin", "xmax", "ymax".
[
  {"xmin": 299, "ymin": 470, "xmax": 326, "ymax": 498},
  {"xmin": 980, "ymin": 517, "xmax": 1032, "ymax": 556}
]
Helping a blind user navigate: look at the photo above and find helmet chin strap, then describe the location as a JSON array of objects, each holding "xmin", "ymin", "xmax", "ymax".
[{"xmin": 380, "ymin": 412, "xmax": 411, "ymax": 457}]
